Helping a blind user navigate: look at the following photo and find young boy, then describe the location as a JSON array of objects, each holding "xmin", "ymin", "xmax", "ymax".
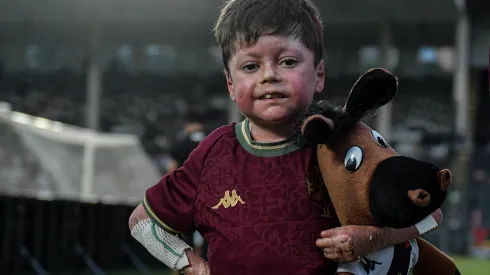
[{"xmin": 129, "ymin": 0, "xmax": 441, "ymax": 274}]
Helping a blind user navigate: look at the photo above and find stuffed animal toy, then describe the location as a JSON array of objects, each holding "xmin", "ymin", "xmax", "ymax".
[{"xmin": 300, "ymin": 68, "xmax": 461, "ymax": 275}]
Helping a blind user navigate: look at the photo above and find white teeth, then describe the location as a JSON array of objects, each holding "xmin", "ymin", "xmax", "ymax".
[{"xmin": 265, "ymin": 94, "xmax": 272, "ymax": 99}]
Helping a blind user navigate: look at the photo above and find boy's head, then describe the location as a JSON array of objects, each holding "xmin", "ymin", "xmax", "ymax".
[
  {"xmin": 214, "ymin": 0, "xmax": 324, "ymax": 72},
  {"xmin": 213, "ymin": 0, "xmax": 325, "ymax": 127}
]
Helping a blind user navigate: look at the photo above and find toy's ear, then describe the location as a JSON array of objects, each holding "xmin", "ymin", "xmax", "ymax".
[
  {"xmin": 344, "ymin": 68, "xmax": 398, "ymax": 119},
  {"xmin": 301, "ymin": 114, "xmax": 335, "ymax": 144}
]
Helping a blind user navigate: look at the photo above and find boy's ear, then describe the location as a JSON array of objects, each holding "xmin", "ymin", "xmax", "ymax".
[
  {"xmin": 344, "ymin": 68, "xmax": 398, "ymax": 118},
  {"xmin": 224, "ymin": 69, "xmax": 236, "ymax": 101},
  {"xmin": 315, "ymin": 60, "xmax": 325, "ymax": 94},
  {"xmin": 301, "ymin": 114, "xmax": 335, "ymax": 144}
]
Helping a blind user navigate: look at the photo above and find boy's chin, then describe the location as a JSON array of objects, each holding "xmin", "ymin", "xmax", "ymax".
[
  {"xmin": 250, "ymin": 107, "xmax": 299, "ymax": 123},
  {"xmin": 250, "ymin": 114, "xmax": 296, "ymax": 125}
]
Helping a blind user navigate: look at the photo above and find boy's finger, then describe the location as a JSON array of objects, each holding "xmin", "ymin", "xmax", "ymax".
[
  {"xmin": 323, "ymin": 248, "xmax": 355, "ymax": 262},
  {"xmin": 324, "ymin": 250, "xmax": 341, "ymax": 262},
  {"xmin": 316, "ymin": 237, "xmax": 338, "ymax": 248},
  {"xmin": 320, "ymin": 229, "xmax": 334, "ymax": 238},
  {"xmin": 316, "ymin": 238, "xmax": 328, "ymax": 248},
  {"xmin": 316, "ymin": 240, "xmax": 353, "ymax": 258},
  {"xmin": 431, "ymin": 208, "xmax": 443, "ymax": 225},
  {"xmin": 316, "ymin": 235, "xmax": 352, "ymax": 248},
  {"xmin": 321, "ymin": 228, "xmax": 343, "ymax": 238},
  {"xmin": 322, "ymin": 247, "xmax": 336, "ymax": 255}
]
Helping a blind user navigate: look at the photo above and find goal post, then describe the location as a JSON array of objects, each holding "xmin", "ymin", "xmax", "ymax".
[{"xmin": 0, "ymin": 103, "xmax": 160, "ymax": 205}]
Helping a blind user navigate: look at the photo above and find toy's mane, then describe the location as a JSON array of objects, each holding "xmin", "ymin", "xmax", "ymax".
[
  {"xmin": 295, "ymin": 100, "xmax": 379, "ymax": 143},
  {"xmin": 301, "ymin": 100, "xmax": 344, "ymax": 125}
]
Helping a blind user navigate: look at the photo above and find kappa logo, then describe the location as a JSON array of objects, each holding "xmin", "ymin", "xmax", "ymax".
[
  {"xmin": 359, "ymin": 257, "xmax": 382, "ymax": 274},
  {"xmin": 212, "ymin": 189, "xmax": 246, "ymax": 209}
]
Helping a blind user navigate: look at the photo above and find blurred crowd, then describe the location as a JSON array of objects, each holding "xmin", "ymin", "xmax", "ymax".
[
  {"xmin": 0, "ymin": 67, "xmax": 485, "ymax": 175},
  {"xmin": 0, "ymin": 69, "xmax": 461, "ymax": 170}
]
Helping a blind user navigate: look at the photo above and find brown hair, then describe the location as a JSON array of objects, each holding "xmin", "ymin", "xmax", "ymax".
[{"xmin": 213, "ymin": 0, "xmax": 324, "ymax": 72}]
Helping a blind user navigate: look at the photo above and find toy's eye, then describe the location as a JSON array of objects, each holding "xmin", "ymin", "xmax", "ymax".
[
  {"xmin": 344, "ymin": 146, "xmax": 363, "ymax": 172},
  {"xmin": 371, "ymin": 130, "xmax": 387, "ymax": 148}
]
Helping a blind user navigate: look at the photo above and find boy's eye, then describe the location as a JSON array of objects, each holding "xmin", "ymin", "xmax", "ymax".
[
  {"xmin": 280, "ymin": 58, "xmax": 298, "ymax": 67},
  {"xmin": 242, "ymin": 63, "xmax": 259, "ymax": 72}
]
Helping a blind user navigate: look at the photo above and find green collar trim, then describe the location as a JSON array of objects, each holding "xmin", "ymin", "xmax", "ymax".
[{"xmin": 234, "ymin": 119, "xmax": 306, "ymax": 157}]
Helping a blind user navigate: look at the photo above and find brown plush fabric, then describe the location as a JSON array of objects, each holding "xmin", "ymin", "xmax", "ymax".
[
  {"xmin": 413, "ymin": 237, "xmax": 459, "ymax": 275},
  {"xmin": 316, "ymin": 122, "xmax": 397, "ymax": 226},
  {"xmin": 301, "ymin": 68, "xmax": 460, "ymax": 275}
]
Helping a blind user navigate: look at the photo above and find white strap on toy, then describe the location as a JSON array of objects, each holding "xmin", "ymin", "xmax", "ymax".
[{"xmin": 131, "ymin": 219, "xmax": 191, "ymax": 271}]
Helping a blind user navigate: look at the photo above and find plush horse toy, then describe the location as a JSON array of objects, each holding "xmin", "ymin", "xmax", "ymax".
[{"xmin": 300, "ymin": 68, "xmax": 461, "ymax": 275}]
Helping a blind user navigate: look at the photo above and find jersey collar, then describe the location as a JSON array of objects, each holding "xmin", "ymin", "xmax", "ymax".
[{"xmin": 234, "ymin": 118, "xmax": 307, "ymax": 157}]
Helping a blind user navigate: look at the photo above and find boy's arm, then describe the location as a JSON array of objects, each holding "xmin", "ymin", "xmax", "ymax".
[
  {"xmin": 316, "ymin": 209, "xmax": 443, "ymax": 262},
  {"xmin": 182, "ymin": 251, "xmax": 211, "ymax": 275},
  {"xmin": 129, "ymin": 203, "xmax": 209, "ymax": 274},
  {"xmin": 128, "ymin": 126, "xmax": 230, "ymax": 273}
]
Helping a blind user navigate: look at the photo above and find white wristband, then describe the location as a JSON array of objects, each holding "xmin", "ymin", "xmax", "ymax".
[
  {"xmin": 415, "ymin": 215, "xmax": 438, "ymax": 235},
  {"xmin": 175, "ymin": 250, "xmax": 191, "ymax": 271},
  {"xmin": 130, "ymin": 219, "xmax": 192, "ymax": 271}
]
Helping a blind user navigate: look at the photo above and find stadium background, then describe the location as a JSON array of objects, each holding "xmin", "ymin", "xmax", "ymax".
[{"xmin": 0, "ymin": 0, "xmax": 490, "ymax": 274}]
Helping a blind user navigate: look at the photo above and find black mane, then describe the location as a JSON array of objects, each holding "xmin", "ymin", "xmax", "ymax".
[
  {"xmin": 294, "ymin": 100, "xmax": 379, "ymax": 142},
  {"xmin": 292, "ymin": 100, "xmax": 343, "ymax": 140},
  {"xmin": 300, "ymin": 100, "xmax": 344, "ymax": 125}
]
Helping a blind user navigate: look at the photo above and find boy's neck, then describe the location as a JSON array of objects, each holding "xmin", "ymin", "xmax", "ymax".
[{"xmin": 248, "ymin": 120, "xmax": 293, "ymax": 143}]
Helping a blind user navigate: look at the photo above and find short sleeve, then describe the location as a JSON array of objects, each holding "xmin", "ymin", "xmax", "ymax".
[{"xmin": 143, "ymin": 125, "xmax": 232, "ymax": 236}]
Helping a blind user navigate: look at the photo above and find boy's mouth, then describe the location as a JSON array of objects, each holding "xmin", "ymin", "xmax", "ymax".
[{"xmin": 259, "ymin": 92, "xmax": 286, "ymax": 100}]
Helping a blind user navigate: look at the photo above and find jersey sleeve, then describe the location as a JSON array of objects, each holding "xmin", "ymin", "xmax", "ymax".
[{"xmin": 143, "ymin": 125, "xmax": 232, "ymax": 236}]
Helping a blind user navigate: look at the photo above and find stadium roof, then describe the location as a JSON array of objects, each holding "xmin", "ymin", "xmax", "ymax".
[{"xmin": 0, "ymin": 0, "xmax": 460, "ymax": 47}]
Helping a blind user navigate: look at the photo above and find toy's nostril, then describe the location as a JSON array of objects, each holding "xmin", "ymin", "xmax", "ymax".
[{"xmin": 408, "ymin": 189, "xmax": 431, "ymax": 207}]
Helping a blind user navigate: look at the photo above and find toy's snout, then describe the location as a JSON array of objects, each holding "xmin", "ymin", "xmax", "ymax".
[
  {"xmin": 369, "ymin": 156, "xmax": 450, "ymax": 228},
  {"xmin": 406, "ymin": 169, "xmax": 451, "ymax": 208}
]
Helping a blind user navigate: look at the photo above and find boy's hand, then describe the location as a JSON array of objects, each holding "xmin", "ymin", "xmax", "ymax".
[
  {"xmin": 316, "ymin": 208, "xmax": 443, "ymax": 263},
  {"xmin": 181, "ymin": 250, "xmax": 210, "ymax": 275}
]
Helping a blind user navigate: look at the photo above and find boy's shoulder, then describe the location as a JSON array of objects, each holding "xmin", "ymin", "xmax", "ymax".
[
  {"xmin": 206, "ymin": 122, "xmax": 237, "ymax": 141},
  {"xmin": 197, "ymin": 122, "xmax": 237, "ymax": 152}
]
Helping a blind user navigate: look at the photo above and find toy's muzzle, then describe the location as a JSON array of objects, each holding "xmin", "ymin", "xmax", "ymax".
[{"xmin": 369, "ymin": 156, "xmax": 450, "ymax": 228}]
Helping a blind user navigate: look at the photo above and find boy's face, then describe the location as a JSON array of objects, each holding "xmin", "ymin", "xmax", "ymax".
[{"xmin": 225, "ymin": 35, "xmax": 325, "ymax": 125}]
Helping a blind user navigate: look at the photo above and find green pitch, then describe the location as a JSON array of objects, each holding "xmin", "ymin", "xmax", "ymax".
[
  {"xmin": 108, "ymin": 256, "xmax": 490, "ymax": 275},
  {"xmin": 452, "ymin": 256, "xmax": 490, "ymax": 275}
]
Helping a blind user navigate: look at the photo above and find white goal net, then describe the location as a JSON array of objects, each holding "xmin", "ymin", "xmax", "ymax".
[{"xmin": 0, "ymin": 102, "xmax": 160, "ymax": 205}]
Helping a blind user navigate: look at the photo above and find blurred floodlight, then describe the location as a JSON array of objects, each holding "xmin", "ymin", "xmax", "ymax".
[{"xmin": 418, "ymin": 47, "xmax": 437, "ymax": 63}]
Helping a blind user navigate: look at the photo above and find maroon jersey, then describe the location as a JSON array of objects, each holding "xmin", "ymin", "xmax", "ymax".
[{"xmin": 144, "ymin": 119, "xmax": 340, "ymax": 275}]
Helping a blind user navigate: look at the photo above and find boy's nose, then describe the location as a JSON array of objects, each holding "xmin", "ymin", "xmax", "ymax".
[{"xmin": 261, "ymin": 63, "xmax": 281, "ymax": 83}]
